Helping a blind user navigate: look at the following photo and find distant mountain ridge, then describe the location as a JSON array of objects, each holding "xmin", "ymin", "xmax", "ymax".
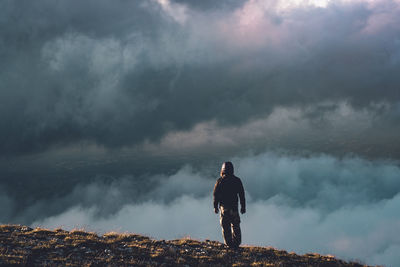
[{"xmin": 0, "ymin": 224, "xmax": 371, "ymax": 266}]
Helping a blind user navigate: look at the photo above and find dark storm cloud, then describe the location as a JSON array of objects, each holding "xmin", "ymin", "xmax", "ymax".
[
  {"xmin": 0, "ymin": 0, "xmax": 161, "ymax": 154},
  {"xmin": 1, "ymin": 0, "xmax": 400, "ymax": 156}
]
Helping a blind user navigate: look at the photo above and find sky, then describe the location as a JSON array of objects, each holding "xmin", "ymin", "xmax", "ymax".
[{"xmin": 1, "ymin": 0, "xmax": 400, "ymax": 265}]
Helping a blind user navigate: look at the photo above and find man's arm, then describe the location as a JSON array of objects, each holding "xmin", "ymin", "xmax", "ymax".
[
  {"xmin": 213, "ymin": 179, "xmax": 220, "ymax": 213},
  {"xmin": 238, "ymin": 179, "xmax": 246, "ymax": 214}
]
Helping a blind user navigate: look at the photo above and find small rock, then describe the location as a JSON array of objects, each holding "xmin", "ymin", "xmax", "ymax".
[
  {"xmin": 168, "ymin": 247, "xmax": 177, "ymax": 255},
  {"xmin": 21, "ymin": 226, "xmax": 32, "ymax": 232}
]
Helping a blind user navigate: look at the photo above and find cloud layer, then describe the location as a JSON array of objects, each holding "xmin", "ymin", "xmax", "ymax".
[{"xmin": 28, "ymin": 152, "xmax": 400, "ymax": 266}]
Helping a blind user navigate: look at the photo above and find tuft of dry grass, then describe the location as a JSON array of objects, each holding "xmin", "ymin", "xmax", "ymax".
[{"xmin": 0, "ymin": 224, "xmax": 376, "ymax": 267}]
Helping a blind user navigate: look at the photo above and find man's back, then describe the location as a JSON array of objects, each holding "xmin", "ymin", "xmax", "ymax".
[
  {"xmin": 213, "ymin": 161, "xmax": 246, "ymax": 248},
  {"xmin": 213, "ymin": 175, "xmax": 244, "ymax": 210}
]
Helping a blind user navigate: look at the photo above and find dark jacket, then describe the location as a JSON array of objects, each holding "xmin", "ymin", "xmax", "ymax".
[{"xmin": 213, "ymin": 162, "xmax": 245, "ymax": 211}]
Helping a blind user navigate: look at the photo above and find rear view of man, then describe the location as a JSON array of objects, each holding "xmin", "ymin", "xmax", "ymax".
[{"xmin": 213, "ymin": 161, "xmax": 246, "ymax": 248}]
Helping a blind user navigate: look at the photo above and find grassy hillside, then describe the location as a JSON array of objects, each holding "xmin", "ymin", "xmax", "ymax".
[{"xmin": 0, "ymin": 225, "xmax": 371, "ymax": 266}]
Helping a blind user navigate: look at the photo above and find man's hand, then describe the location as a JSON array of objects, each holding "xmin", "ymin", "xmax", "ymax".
[
  {"xmin": 240, "ymin": 207, "xmax": 246, "ymax": 214},
  {"xmin": 214, "ymin": 207, "xmax": 219, "ymax": 214}
]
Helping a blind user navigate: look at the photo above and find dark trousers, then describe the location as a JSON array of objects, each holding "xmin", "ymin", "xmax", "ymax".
[{"xmin": 220, "ymin": 206, "xmax": 241, "ymax": 248}]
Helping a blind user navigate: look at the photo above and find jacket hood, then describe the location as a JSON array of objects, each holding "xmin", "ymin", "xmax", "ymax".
[{"xmin": 221, "ymin": 161, "xmax": 234, "ymax": 176}]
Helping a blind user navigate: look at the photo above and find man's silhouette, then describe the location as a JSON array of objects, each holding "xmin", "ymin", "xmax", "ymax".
[{"xmin": 213, "ymin": 161, "xmax": 246, "ymax": 248}]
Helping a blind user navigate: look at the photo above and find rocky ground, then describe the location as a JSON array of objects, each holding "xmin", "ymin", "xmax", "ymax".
[{"xmin": 0, "ymin": 225, "xmax": 373, "ymax": 266}]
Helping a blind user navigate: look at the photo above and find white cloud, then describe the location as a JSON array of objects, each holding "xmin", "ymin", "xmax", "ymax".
[
  {"xmin": 142, "ymin": 101, "xmax": 394, "ymax": 158},
  {"xmin": 155, "ymin": 0, "xmax": 189, "ymax": 24}
]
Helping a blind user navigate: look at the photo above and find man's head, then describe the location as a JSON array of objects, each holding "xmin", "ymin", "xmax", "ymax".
[{"xmin": 220, "ymin": 161, "xmax": 234, "ymax": 177}]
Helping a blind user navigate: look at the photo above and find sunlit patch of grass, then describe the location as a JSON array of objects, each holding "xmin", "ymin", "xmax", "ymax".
[
  {"xmin": 70, "ymin": 229, "xmax": 96, "ymax": 237},
  {"xmin": 26, "ymin": 227, "xmax": 54, "ymax": 235}
]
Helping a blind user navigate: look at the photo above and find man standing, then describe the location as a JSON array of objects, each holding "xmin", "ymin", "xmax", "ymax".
[{"xmin": 213, "ymin": 161, "xmax": 246, "ymax": 248}]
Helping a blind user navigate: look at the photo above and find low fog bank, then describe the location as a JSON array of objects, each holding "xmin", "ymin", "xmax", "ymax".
[
  {"xmin": 32, "ymin": 194, "xmax": 400, "ymax": 266},
  {"xmin": 23, "ymin": 152, "xmax": 400, "ymax": 266}
]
